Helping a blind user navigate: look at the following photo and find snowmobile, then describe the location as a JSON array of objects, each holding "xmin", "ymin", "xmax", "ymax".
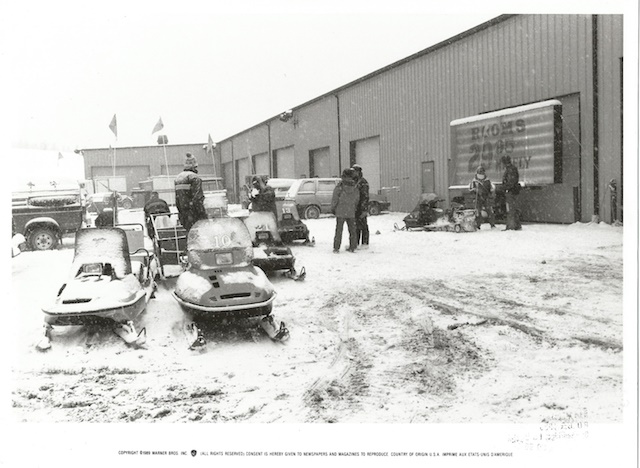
[
  {"xmin": 242, "ymin": 211, "xmax": 306, "ymax": 281},
  {"xmin": 395, "ymin": 193, "xmax": 477, "ymax": 233},
  {"xmin": 36, "ymin": 225, "xmax": 158, "ymax": 351},
  {"xmin": 277, "ymin": 198, "xmax": 314, "ymax": 246},
  {"xmin": 171, "ymin": 217, "xmax": 289, "ymax": 348}
]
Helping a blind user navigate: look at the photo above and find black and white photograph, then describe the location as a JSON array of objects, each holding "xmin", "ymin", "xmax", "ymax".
[{"xmin": 2, "ymin": 0, "xmax": 638, "ymax": 466}]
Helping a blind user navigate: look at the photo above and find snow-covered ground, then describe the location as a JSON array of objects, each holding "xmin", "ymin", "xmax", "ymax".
[{"xmin": 5, "ymin": 209, "xmax": 632, "ymax": 464}]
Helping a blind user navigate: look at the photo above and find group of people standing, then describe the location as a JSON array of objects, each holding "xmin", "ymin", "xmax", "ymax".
[
  {"xmin": 469, "ymin": 154, "xmax": 522, "ymax": 231},
  {"xmin": 142, "ymin": 151, "xmax": 521, "ymax": 251},
  {"xmin": 330, "ymin": 164, "xmax": 370, "ymax": 253}
]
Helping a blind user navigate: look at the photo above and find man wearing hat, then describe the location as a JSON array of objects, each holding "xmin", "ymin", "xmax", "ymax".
[
  {"xmin": 500, "ymin": 155, "xmax": 522, "ymax": 230},
  {"xmin": 249, "ymin": 175, "xmax": 277, "ymax": 219},
  {"xmin": 469, "ymin": 166, "xmax": 496, "ymax": 229},
  {"xmin": 352, "ymin": 164, "xmax": 370, "ymax": 249},
  {"xmin": 174, "ymin": 153, "xmax": 207, "ymax": 231}
]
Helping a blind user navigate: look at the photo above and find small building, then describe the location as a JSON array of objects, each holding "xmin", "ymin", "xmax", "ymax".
[{"xmin": 79, "ymin": 142, "xmax": 221, "ymax": 196}]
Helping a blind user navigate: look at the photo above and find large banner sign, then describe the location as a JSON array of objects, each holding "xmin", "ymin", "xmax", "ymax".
[{"xmin": 450, "ymin": 100, "xmax": 562, "ymax": 186}]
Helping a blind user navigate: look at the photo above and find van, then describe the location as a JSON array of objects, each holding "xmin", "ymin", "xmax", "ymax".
[{"xmin": 285, "ymin": 177, "xmax": 391, "ymax": 219}]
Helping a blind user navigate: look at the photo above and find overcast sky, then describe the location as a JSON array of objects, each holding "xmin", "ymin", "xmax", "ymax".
[{"xmin": 1, "ymin": 0, "xmax": 635, "ymax": 154}]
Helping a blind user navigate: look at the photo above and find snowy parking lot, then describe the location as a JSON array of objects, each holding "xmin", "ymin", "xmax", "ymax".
[{"xmin": 9, "ymin": 210, "xmax": 624, "ymax": 426}]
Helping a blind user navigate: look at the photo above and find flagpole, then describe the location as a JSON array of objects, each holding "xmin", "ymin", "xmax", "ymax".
[
  {"xmin": 162, "ymin": 141, "xmax": 170, "ymax": 178},
  {"xmin": 113, "ymin": 137, "xmax": 118, "ymax": 226},
  {"xmin": 208, "ymin": 134, "xmax": 217, "ymax": 178}
]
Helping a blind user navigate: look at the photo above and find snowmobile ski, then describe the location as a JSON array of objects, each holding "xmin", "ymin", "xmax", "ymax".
[
  {"xmin": 35, "ymin": 324, "xmax": 53, "ymax": 352},
  {"xmin": 284, "ymin": 266, "xmax": 306, "ymax": 281},
  {"xmin": 260, "ymin": 315, "xmax": 290, "ymax": 342},
  {"xmin": 184, "ymin": 322, "xmax": 206, "ymax": 350},
  {"xmin": 113, "ymin": 321, "xmax": 147, "ymax": 347}
]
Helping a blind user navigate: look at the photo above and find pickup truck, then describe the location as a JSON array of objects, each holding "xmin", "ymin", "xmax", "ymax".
[{"xmin": 12, "ymin": 190, "xmax": 85, "ymax": 250}]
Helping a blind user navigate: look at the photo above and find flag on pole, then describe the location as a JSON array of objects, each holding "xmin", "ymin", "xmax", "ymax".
[
  {"xmin": 152, "ymin": 117, "xmax": 164, "ymax": 134},
  {"xmin": 109, "ymin": 114, "xmax": 118, "ymax": 137},
  {"xmin": 207, "ymin": 134, "xmax": 215, "ymax": 153},
  {"xmin": 57, "ymin": 152, "xmax": 64, "ymax": 160}
]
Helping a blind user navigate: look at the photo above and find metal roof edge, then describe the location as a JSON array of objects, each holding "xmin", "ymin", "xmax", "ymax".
[{"xmin": 449, "ymin": 99, "xmax": 563, "ymax": 126}]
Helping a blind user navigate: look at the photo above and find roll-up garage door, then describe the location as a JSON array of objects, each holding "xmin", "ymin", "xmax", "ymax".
[
  {"xmin": 310, "ymin": 147, "xmax": 330, "ymax": 178},
  {"xmin": 223, "ymin": 162, "xmax": 234, "ymax": 197},
  {"xmin": 236, "ymin": 157, "xmax": 250, "ymax": 190},
  {"xmin": 275, "ymin": 146, "xmax": 295, "ymax": 178},
  {"xmin": 354, "ymin": 136, "xmax": 380, "ymax": 193},
  {"xmin": 253, "ymin": 152, "xmax": 270, "ymax": 176}
]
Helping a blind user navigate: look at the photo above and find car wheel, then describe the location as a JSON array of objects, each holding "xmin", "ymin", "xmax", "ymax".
[
  {"xmin": 121, "ymin": 199, "xmax": 133, "ymax": 210},
  {"xmin": 368, "ymin": 202, "xmax": 381, "ymax": 216},
  {"xmin": 454, "ymin": 224, "xmax": 462, "ymax": 233},
  {"xmin": 304, "ymin": 205, "xmax": 321, "ymax": 219},
  {"xmin": 29, "ymin": 228, "xmax": 58, "ymax": 250}
]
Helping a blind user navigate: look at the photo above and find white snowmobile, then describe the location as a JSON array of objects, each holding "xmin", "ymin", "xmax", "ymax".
[{"xmin": 37, "ymin": 225, "xmax": 158, "ymax": 351}]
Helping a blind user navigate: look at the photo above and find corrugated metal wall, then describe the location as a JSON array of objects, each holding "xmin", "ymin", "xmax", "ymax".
[
  {"xmin": 596, "ymin": 15, "xmax": 624, "ymax": 222},
  {"xmin": 336, "ymin": 15, "xmax": 604, "ymax": 216},
  {"xmin": 219, "ymin": 14, "xmax": 622, "ymax": 222}
]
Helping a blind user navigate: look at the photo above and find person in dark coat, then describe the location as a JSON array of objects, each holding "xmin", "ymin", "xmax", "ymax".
[
  {"xmin": 331, "ymin": 168, "xmax": 360, "ymax": 253},
  {"xmin": 501, "ymin": 155, "xmax": 522, "ymax": 230},
  {"xmin": 174, "ymin": 153, "xmax": 207, "ymax": 232},
  {"xmin": 143, "ymin": 191, "xmax": 170, "ymax": 239},
  {"xmin": 249, "ymin": 175, "xmax": 277, "ymax": 219},
  {"xmin": 469, "ymin": 166, "xmax": 496, "ymax": 229},
  {"xmin": 352, "ymin": 164, "xmax": 370, "ymax": 249}
]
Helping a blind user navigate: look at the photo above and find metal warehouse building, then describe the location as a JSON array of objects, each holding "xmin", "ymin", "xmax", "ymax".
[
  {"xmin": 81, "ymin": 14, "xmax": 623, "ymax": 224},
  {"xmin": 80, "ymin": 142, "xmax": 219, "ymax": 193},
  {"xmin": 217, "ymin": 14, "xmax": 623, "ymax": 224}
]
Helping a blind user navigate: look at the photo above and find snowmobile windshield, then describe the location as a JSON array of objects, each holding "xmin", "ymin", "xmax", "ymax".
[
  {"xmin": 187, "ymin": 218, "xmax": 253, "ymax": 269},
  {"xmin": 243, "ymin": 211, "xmax": 282, "ymax": 243},
  {"xmin": 71, "ymin": 228, "xmax": 132, "ymax": 279},
  {"xmin": 267, "ymin": 178, "xmax": 295, "ymax": 200}
]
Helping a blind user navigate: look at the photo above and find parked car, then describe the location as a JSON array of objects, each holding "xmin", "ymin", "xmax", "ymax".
[
  {"xmin": 12, "ymin": 190, "xmax": 85, "ymax": 250},
  {"xmin": 284, "ymin": 177, "xmax": 391, "ymax": 219},
  {"xmin": 87, "ymin": 191, "xmax": 134, "ymax": 212}
]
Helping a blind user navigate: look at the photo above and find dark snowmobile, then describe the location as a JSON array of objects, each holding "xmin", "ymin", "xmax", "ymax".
[
  {"xmin": 396, "ymin": 193, "xmax": 477, "ymax": 233},
  {"xmin": 243, "ymin": 211, "xmax": 306, "ymax": 281}
]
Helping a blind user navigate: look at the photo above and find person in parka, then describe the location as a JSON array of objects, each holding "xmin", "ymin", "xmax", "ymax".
[
  {"xmin": 249, "ymin": 175, "xmax": 277, "ymax": 219},
  {"xmin": 144, "ymin": 191, "xmax": 171, "ymax": 239},
  {"xmin": 331, "ymin": 168, "xmax": 360, "ymax": 253},
  {"xmin": 500, "ymin": 155, "xmax": 522, "ymax": 230},
  {"xmin": 469, "ymin": 166, "xmax": 496, "ymax": 229},
  {"xmin": 174, "ymin": 153, "xmax": 207, "ymax": 232},
  {"xmin": 352, "ymin": 164, "xmax": 370, "ymax": 248}
]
